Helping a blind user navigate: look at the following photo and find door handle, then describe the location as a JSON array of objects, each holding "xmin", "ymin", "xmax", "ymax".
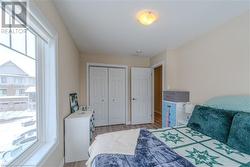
[
  {"xmin": 132, "ymin": 98, "xmax": 136, "ymax": 101},
  {"xmin": 101, "ymin": 99, "xmax": 105, "ymax": 102}
]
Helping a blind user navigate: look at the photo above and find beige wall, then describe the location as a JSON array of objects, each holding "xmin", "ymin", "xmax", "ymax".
[
  {"xmin": 169, "ymin": 11, "xmax": 250, "ymax": 103},
  {"xmin": 80, "ymin": 54, "xmax": 150, "ymax": 121},
  {"xmin": 33, "ymin": 1, "xmax": 81, "ymax": 166},
  {"xmin": 166, "ymin": 50, "xmax": 179, "ymax": 90},
  {"xmin": 150, "ymin": 50, "xmax": 179, "ymax": 91},
  {"xmin": 149, "ymin": 11, "xmax": 250, "ymax": 104},
  {"xmin": 150, "ymin": 51, "xmax": 168, "ymax": 90}
]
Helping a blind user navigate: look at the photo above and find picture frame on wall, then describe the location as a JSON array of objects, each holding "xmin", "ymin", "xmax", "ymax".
[{"xmin": 69, "ymin": 93, "xmax": 79, "ymax": 113}]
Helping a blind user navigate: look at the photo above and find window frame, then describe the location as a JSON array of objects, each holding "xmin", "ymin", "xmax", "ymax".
[{"xmin": 1, "ymin": 1, "xmax": 59, "ymax": 166}]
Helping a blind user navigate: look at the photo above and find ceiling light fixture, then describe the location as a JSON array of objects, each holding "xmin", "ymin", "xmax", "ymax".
[{"xmin": 136, "ymin": 10, "xmax": 158, "ymax": 26}]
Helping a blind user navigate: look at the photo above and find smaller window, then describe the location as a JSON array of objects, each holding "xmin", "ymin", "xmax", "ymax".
[
  {"xmin": 1, "ymin": 77, "xmax": 7, "ymax": 83},
  {"xmin": 16, "ymin": 89, "xmax": 25, "ymax": 96},
  {"xmin": 15, "ymin": 78, "xmax": 22, "ymax": 84},
  {"xmin": 0, "ymin": 89, "xmax": 7, "ymax": 96}
]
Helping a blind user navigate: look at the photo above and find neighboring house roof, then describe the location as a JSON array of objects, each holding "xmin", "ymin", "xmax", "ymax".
[{"xmin": 0, "ymin": 61, "xmax": 29, "ymax": 76}]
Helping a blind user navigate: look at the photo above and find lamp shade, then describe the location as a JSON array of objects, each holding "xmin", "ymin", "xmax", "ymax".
[{"xmin": 185, "ymin": 103, "xmax": 194, "ymax": 114}]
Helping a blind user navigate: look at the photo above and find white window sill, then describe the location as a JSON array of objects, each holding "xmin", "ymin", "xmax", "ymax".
[{"xmin": 22, "ymin": 140, "xmax": 58, "ymax": 167}]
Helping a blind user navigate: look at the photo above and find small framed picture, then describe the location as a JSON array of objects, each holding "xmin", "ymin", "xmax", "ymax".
[{"xmin": 69, "ymin": 93, "xmax": 79, "ymax": 113}]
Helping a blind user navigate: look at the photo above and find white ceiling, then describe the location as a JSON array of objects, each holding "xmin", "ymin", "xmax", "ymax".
[{"xmin": 53, "ymin": 0, "xmax": 250, "ymax": 57}]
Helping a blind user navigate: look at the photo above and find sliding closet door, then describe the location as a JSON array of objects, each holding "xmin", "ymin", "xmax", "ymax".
[
  {"xmin": 89, "ymin": 67, "xmax": 109, "ymax": 126},
  {"xmin": 108, "ymin": 68, "xmax": 126, "ymax": 125}
]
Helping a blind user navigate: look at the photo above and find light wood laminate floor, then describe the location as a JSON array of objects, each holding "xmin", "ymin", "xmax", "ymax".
[{"xmin": 64, "ymin": 123, "xmax": 161, "ymax": 167}]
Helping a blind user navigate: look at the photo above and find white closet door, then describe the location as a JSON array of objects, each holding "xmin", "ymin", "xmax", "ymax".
[
  {"xmin": 108, "ymin": 68, "xmax": 126, "ymax": 125},
  {"xmin": 131, "ymin": 67, "xmax": 152, "ymax": 124},
  {"xmin": 89, "ymin": 67, "xmax": 109, "ymax": 126}
]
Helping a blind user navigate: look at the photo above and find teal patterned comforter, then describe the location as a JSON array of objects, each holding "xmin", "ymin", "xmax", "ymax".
[{"xmin": 151, "ymin": 126, "xmax": 250, "ymax": 167}]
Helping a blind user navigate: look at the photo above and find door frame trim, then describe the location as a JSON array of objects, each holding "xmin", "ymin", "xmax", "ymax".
[
  {"xmin": 151, "ymin": 61, "xmax": 165, "ymax": 124},
  {"xmin": 86, "ymin": 63, "xmax": 129, "ymax": 124}
]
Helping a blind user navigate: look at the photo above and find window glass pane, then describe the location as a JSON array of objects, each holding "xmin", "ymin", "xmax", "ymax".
[
  {"xmin": 0, "ymin": 43, "xmax": 37, "ymax": 165},
  {"xmin": 0, "ymin": 30, "xmax": 10, "ymax": 47},
  {"xmin": 4, "ymin": 5, "xmax": 12, "ymax": 25},
  {"xmin": 0, "ymin": 8, "xmax": 10, "ymax": 47},
  {"xmin": 15, "ymin": 89, "xmax": 25, "ymax": 96},
  {"xmin": 14, "ymin": 15, "xmax": 22, "ymax": 26},
  {"xmin": 11, "ymin": 30, "xmax": 26, "ymax": 54},
  {"xmin": 27, "ymin": 31, "xmax": 36, "ymax": 59},
  {"xmin": 1, "ymin": 76, "xmax": 7, "ymax": 84},
  {"xmin": 0, "ymin": 89, "xmax": 7, "ymax": 96}
]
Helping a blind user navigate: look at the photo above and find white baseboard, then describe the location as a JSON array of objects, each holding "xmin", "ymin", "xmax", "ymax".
[{"xmin": 59, "ymin": 158, "xmax": 64, "ymax": 167}]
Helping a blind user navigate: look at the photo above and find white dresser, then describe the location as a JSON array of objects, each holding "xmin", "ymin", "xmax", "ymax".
[{"xmin": 65, "ymin": 110, "xmax": 94, "ymax": 163}]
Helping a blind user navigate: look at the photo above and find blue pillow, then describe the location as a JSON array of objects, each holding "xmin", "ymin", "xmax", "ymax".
[
  {"xmin": 227, "ymin": 112, "xmax": 250, "ymax": 155},
  {"xmin": 187, "ymin": 105, "xmax": 236, "ymax": 143}
]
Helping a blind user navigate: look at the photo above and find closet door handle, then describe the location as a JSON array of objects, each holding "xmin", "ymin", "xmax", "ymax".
[
  {"xmin": 112, "ymin": 99, "xmax": 115, "ymax": 102},
  {"xmin": 132, "ymin": 98, "xmax": 136, "ymax": 101},
  {"xmin": 101, "ymin": 99, "xmax": 105, "ymax": 102}
]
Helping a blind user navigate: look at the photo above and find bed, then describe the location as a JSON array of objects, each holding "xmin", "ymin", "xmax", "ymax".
[
  {"xmin": 87, "ymin": 96, "xmax": 250, "ymax": 167},
  {"xmin": 152, "ymin": 126, "xmax": 250, "ymax": 167}
]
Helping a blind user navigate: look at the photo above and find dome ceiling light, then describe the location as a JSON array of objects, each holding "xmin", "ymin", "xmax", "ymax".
[{"xmin": 136, "ymin": 10, "xmax": 159, "ymax": 26}]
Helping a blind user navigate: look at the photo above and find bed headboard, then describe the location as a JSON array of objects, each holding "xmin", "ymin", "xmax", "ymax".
[{"xmin": 204, "ymin": 95, "xmax": 250, "ymax": 112}]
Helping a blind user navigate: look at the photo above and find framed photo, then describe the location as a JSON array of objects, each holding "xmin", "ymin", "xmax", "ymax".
[{"xmin": 69, "ymin": 93, "xmax": 79, "ymax": 113}]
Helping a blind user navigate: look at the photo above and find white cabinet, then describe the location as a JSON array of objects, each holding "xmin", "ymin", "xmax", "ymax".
[
  {"xmin": 89, "ymin": 67, "xmax": 126, "ymax": 126},
  {"xmin": 65, "ymin": 110, "xmax": 94, "ymax": 162}
]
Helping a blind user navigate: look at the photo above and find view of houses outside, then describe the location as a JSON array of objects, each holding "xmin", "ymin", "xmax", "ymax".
[
  {"xmin": 0, "ymin": 3, "xmax": 38, "ymax": 165},
  {"xmin": 0, "ymin": 61, "xmax": 36, "ymax": 111},
  {"xmin": 0, "ymin": 43, "xmax": 37, "ymax": 165}
]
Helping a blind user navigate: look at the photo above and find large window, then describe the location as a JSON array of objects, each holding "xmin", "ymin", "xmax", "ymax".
[
  {"xmin": 0, "ymin": 2, "xmax": 57, "ymax": 166},
  {"xmin": 0, "ymin": 15, "xmax": 38, "ymax": 167}
]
